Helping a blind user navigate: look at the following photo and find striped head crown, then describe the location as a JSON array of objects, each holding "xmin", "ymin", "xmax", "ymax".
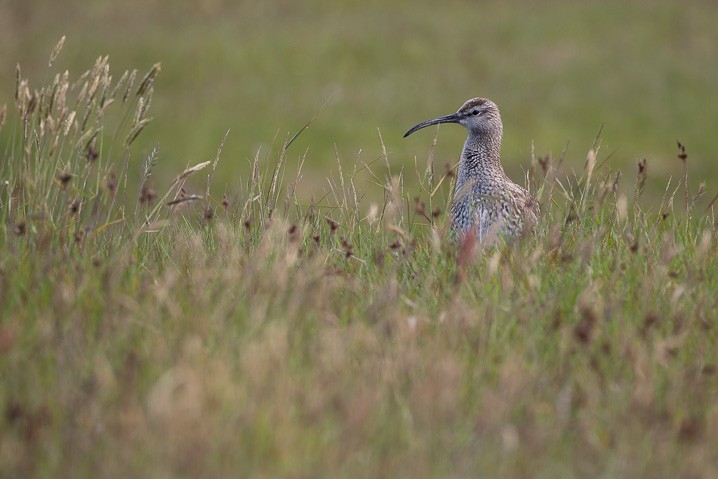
[{"xmin": 403, "ymin": 97, "xmax": 502, "ymax": 138}]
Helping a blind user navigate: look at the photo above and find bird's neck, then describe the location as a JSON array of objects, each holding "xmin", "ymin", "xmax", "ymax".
[{"xmin": 455, "ymin": 131, "xmax": 505, "ymax": 193}]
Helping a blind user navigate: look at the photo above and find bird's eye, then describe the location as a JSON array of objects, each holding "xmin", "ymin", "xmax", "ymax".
[{"xmin": 471, "ymin": 110, "xmax": 480, "ymax": 116}]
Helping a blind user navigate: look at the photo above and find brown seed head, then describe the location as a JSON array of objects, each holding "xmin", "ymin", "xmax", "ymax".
[
  {"xmin": 444, "ymin": 163, "xmax": 455, "ymax": 179},
  {"xmin": 106, "ymin": 172, "xmax": 117, "ymax": 197},
  {"xmin": 58, "ymin": 172, "xmax": 73, "ymax": 188},
  {"xmin": 574, "ymin": 305, "xmax": 597, "ymax": 345},
  {"xmin": 288, "ymin": 224, "xmax": 299, "ymax": 242},
  {"xmin": 414, "ymin": 197, "xmax": 426, "ymax": 216},
  {"xmin": 677, "ymin": 141, "xmax": 687, "ymax": 162},
  {"xmin": 85, "ymin": 142, "xmax": 98, "ymax": 162},
  {"xmin": 340, "ymin": 237, "xmax": 353, "ymax": 257},
  {"xmin": 538, "ymin": 155, "xmax": 550, "ymax": 175},
  {"xmin": 139, "ymin": 184, "xmax": 156, "ymax": 205}
]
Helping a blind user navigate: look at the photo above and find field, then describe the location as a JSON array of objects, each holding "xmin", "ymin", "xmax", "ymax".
[
  {"xmin": 3, "ymin": 0, "xmax": 718, "ymax": 198},
  {"xmin": 2, "ymin": 1, "xmax": 718, "ymax": 477}
]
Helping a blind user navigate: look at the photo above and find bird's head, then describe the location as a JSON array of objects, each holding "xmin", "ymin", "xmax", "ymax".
[{"xmin": 403, "ymin": 97, "xmax": 502, "ymax": 138}]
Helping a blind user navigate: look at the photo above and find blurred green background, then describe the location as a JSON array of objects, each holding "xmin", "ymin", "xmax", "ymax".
[{"xmin": 2, "ymin": 0, "xmax": 717, "ymax": 202}]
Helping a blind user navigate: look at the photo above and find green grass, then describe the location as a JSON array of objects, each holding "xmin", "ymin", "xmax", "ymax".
[
  {"xmin": 1, "ymin": 45, "xmax": 718, "ymax": 478},
  {"xmin": 2, "ymin": 0, "xmax": 718, "ymax": 204}
]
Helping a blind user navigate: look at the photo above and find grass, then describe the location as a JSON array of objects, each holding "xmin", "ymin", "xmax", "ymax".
[
  {"xmin": 2, "ymin": 43, "xmax": 718, "ymax": 478},
  {"xmin": 3, "ymin": 0, "xmax": 718, "ymax": 204}
]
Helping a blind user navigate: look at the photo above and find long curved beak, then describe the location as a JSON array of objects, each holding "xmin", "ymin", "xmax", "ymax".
[{"xmin": 403, "ymin": 113, "xmax": 461, "ymax": 138}]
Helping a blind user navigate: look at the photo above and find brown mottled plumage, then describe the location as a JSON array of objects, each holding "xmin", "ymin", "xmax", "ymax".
[{"xmin": 404, "ymin": 97, "xmax": 538, "ymax": 239}]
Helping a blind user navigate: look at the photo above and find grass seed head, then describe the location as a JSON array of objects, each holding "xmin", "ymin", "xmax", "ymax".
[
  {"xmin": 139, "ymin": 184, "xmax": 157, "ymax": 205},
  {"xmin": 340, "ymin": 237, "xmax": 353, "ymax": 258},
  {"xmin": 444, "ymin": 163, "xmax": 455, "ymax": 178},
  {"xmin": 203, "ymin": 206, "xmax": 214, "ymax": 223},
  {"xmin": 635, "ymin": 158, "xmax": 648, "ymax": 199},
  {"xmin": 677, "ymin": 141, "xmax": 688, "ymax": 162},
  {"xmin": 106, "ymin": 172, "xmax": 117, "ymax": 197},
  {"xmin": 288, "ymin": 224, "xmax": 299, "ymax": 243},
  {"xmin": 58, "ymin": 172, "xmax": 73, "ymax": 188},
  {"xmin": 574, "ymin": 305, "xmax": 596, "ymax": 344},
  {"xmin": 136, "ymin": 63, "xmax": 161, "ymax": 97},
  {"xmin": 122, "ymin": 69, "xmax": 137, "ymax": 103},
  {"xmin": 14, "ymin": 222, "xmax": 26, "ymax": 236},
  {"xmin": 537, "ymin": 155, "xmax": 550, "ymax": 175},
  {"xmin": 414, "ymin": 196, "xmax": 426, "ymax": 216},
  {"xmin": 69, "ymin": 199, "xmax": 80, "ymax": 215},
  {"xmin": 85, "ymin": 141, "xmax": 98, "ymax": 162},
  {"xmin": 48, "ymin": 36, "xmax": 66, "ymax": 67}
]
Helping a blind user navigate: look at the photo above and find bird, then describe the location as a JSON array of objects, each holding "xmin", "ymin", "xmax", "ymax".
[{"xmin": 403, "ymin": 97, "xmax": 538, "ymax": 240}]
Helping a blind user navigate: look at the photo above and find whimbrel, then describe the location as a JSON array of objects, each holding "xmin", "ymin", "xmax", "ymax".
[{"xmin": 404, "ymin": 97, "xmax": 538, "ymax": 239}]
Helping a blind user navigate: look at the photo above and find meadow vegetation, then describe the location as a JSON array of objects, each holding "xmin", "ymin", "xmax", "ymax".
[
  {"xmin": 1, "ymin": 40, "xmax": 718, "ymax": 478},
  {"xmin": 2, "ymin": 0, "xmax": 718, "ymax": 201}
]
